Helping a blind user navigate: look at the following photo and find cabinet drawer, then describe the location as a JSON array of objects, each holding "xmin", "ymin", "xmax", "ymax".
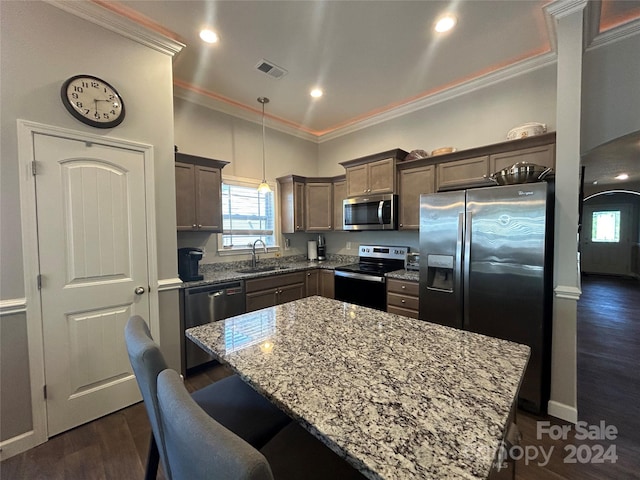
[
  {"xmin": 387, "ymin": 278, "xmax": 419, "ymax": 296},
  {"xmin": 387, "ymin": 292, "xmax": 419, "ymax": 311},
  {"xmin": 387, "ymin": 305, "xmax": 419, "ymax": 319},
  {"xmin": 245, "ymin": 271, "xmax": 306, "ymax": 293}
]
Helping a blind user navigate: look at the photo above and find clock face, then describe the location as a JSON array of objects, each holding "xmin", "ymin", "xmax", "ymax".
[{"xmin": 61, "ymin": 75, "xmax": 125, "ymax": 128}]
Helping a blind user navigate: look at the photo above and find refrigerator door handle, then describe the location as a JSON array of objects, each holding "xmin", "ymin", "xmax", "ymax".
[{"xmin": 463, "ymin": 211, "xmax": 472, "ymax": 330}]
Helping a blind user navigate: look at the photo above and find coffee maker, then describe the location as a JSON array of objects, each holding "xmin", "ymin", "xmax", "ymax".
[
  {"xmin": 178, "ymin": 248, "xmax": 204, "ymax": 281},
  {"xmin": 317, "ymin": 235, "xmax": 326, "ymax": 261}
]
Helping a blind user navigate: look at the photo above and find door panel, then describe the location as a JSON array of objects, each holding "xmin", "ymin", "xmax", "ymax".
[{"xmin": 34, "ymin": 133, "xmax": 149, "ymax": 436}]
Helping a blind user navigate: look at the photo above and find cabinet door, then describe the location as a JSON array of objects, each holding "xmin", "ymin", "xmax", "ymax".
[
  {"xmin": 398, "ymin": 165, "xmax": 435, "ymax": 230},
  {"xmin": 175, "ymin": 162, "xmax": 196, "ymax": 230},
  {"xmin": 305, "ymin": 183, "xmax": 333, "ymax": 231},
  {"xmin": 195, "ymin": 165, "xmax": 222, "ymax": 231},
  {"xmin": 305, "ymin": 270, "xmax": 319, "ymax": 296},
  {"xmin": 333, "ymin": 180, "xmax": 346, "ymax": 231},
  {"xmin": 490, "ymin": 144, "xmax": 555, "ymax": 173},
  {"xmin": 246, "ymin": 289, "xmax": 278, "ymax": 312},
  {"xmin": 368, "ymin": 158, "xmax": 395, "ymax": 194},
  {"xmin": 294, "ymin": 181, "xmax": 306, "ymax": 232},
  {"xmin": 277, "ymin": 283, "xmax": 305, "ymax": 305},
  {"xmin": 320, "ymin": 270, "xmax": 335, "ymax": 299},
  {"xmin": 436, "ymin": 155, "xmax": 489, "ymax": 191},
  {"xmin": 346, "ymin": 164, "xmax": 368, "ymax": 197}
]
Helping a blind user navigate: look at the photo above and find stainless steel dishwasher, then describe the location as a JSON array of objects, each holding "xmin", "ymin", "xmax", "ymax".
[{"xmin": 183, "ymin": 281, "xmax": 245, "ymax": 371}]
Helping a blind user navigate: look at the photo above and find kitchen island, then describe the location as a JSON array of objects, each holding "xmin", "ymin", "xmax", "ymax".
[{"xmin": 187, "ymin": 296, "xmax": 529, "ymax": 480}]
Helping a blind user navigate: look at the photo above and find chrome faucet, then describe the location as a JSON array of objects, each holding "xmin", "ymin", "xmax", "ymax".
[{"xmin": 251, "ymin": 239, "xmax": 267, "ymax": 268}]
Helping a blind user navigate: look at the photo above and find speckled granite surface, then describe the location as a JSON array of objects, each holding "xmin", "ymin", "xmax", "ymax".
[
  {"xmin": 386, "ymin": 269, "xmax": 419, "ymax": 282},
  {"xmin": 187, "ymin": 296, "xmax": 529, "ymax": 480},
  {"xmin": 181, "ymin": 254, "xmax": 358, "ymax": 288}
]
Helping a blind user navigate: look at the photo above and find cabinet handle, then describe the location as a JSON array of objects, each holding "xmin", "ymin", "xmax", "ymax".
[
  {"xmin": 401, "ymin": 285, "xmax": 406, "ymax": 289},
  {"xmin": 401, "ymin": 299, "xmax": 405, "ymax": 303},
  {"xmin": 192, "ymin": 224, "xmax": 197, "ymax": 228},
  {"xmin": 399, "ymin": 223, "xmax": 403, "ymax": 227},
  {"xmin": 307, "ymin": 272, "xmax": 311, "ymax": 276},
  {"xmin": 198, "ymin": 224, "xmax": 202, "ymax": 228}
]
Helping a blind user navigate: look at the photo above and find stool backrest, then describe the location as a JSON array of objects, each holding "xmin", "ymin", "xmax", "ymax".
[
  {"xmin": 124, "ymin": 315, "xmax": 172, "ymax": 479},
  {"xmin": 157, "ymin": 369, "xmax": 274, "ymax": 480}
]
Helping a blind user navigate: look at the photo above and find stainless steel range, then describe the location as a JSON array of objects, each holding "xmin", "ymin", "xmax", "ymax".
[{"xmin": 334, "ymin": 245, "xmax": 408, "ymax": 311}]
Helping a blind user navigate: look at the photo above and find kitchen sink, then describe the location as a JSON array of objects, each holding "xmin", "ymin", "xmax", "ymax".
[{"xmin": 235, "ymin": 265, "xmax": 288, "ymax": 274}]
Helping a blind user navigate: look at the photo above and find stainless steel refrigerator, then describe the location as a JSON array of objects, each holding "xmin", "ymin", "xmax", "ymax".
[{"xmin": 419, "ymin": 182, "xmax": 554, "ymax": 413}]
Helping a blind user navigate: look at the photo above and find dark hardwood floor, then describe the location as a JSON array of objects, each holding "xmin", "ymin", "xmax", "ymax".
[{"xmin": 2, "ymin": 275, "xmax": 638, "ymax": 479}]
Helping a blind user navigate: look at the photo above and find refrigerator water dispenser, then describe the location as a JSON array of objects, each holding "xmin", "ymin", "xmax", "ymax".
[{"xmin": 426, "ymin": 254, "xmax": 454, "ymax": 292}]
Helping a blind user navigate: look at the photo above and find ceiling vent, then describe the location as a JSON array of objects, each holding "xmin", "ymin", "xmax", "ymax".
[{"xmin": 255, "ymin": 59, "xmax": 288, "ymax": 79}]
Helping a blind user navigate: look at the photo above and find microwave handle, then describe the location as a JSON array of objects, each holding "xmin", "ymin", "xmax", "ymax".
[{"xmin": 377, "ymin": 200, "xmax": 384, "ymax": 224}]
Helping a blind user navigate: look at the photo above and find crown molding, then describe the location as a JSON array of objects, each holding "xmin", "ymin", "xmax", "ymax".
[
  {"xmin": 173, "ymin": 84, "xmax": 319, "ymax": 143},
  {"xmin": 587, "ymin": 17, "xmax": 640, "ymax": 51},
  {"xmin": 317, "ymin": 52, "xmax": 558, "ymax": 143},
  {"xmin": 544, "ymin": 0, "xmax": 589, "ymax": 20},
  {"xmin": 44, "ymin": 0, "xmax": 185, "ymax": 56}
]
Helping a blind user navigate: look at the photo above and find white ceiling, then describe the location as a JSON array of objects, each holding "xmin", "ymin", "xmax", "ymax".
[{"xmin": 107, "ymin": 0, "xmax": 640, "ymax": 184}]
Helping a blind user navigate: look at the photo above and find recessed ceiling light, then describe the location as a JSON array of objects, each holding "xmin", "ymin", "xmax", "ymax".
[
  {"xmin": 310, "ymin": 88, "xmax": 323, "ymax": 98},
  {"xmin": 435, "ymin": 14, "xmax": 457, "ymax": 33},
  {"xmin": 199, "ymin": 29, "xmax": 219, "ymax": 44},
  {"xmin": 615, "ymin": 173, "xmax": 629, "ymax": 180}
]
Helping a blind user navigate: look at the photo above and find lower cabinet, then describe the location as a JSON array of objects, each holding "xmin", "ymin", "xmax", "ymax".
[
  {"xmin": 245, "ymin": 272, "xmax": 306, "ymax": 312},
  {"xmin": 305, "ymin": 269, "xmax": 335, "ymax": 298},
  {"xmin": 386, "ymin": 278, "xmax": 419, "ymax": 319},
  {"xmin": 305, "ymin": 270, "xmax": 319, "ymax": 296}
]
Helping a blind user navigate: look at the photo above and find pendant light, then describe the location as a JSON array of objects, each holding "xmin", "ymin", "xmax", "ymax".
[{"xmin": 257, "ymin": 96, "xmax": 271, "ymax": 193}]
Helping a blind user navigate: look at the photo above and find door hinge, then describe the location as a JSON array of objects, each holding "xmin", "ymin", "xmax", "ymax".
[
  {"xmin": 44, "ymin": 385, "xmax": 47, "ymax": 399},
  {"xmin": 31, "ymin": 161, "xmax": 38, "ymax": 175},
  {"xmin": 37, "ymin": 274, "xmax": 42, "ymax": 290}
]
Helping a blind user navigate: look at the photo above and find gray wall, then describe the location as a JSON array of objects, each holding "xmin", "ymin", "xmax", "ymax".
[{"xmin": 0, "ymin": 1, "xmax": 179, "ymax": 443}]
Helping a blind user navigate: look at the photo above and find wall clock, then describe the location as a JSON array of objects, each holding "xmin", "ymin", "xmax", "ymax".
[{"xmin": 60, "ymin": 74, "xmax": 125, "ymax": 128}]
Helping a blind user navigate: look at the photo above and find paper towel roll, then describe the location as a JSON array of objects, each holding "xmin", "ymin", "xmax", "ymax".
[{"xmin": 307, "ymin": 240, "xmax": 318, "ymax": 260}]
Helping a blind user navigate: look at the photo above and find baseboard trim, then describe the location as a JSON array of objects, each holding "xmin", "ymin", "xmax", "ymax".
[
  {"xmin": 547, "ymin": 400, "xmax": 578, "ymax": 424},
  {"xmin": 0, "ymin": 430, "xmax": 41, "ymax": 461},
  {"xmin": 0, "ymin": 298, "xmax": 27, "ymax": 316}
]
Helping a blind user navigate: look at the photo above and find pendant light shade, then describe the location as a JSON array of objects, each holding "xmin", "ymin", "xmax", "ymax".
[{"xmin": 257, "ymin": 96, "xmax": 272, "ymax": 193}]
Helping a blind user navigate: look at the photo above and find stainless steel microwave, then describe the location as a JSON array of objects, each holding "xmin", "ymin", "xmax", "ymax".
[{"xmin": 343, "ymin": 194, "xmax": 398, "ymax": 231}]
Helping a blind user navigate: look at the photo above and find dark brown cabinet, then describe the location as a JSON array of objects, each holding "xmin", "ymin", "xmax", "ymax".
[
  {"xmin": 332, "ymin": 177, "xmax": 346, "ymax": 231},
  {"xmin": 278, "ymin": 175, "xmax": 306, "ymax": 233},
  {"xmin": 175, "ymin": 153, "xmax": 228, "ymax": 232},
  {"xmin": 305, "ymin": 181, "xmax": 333, "ymax": 231},
  {"xmin": 398, "ymin": 164, "xmax": 435, "ymax": 230},
  {"xmin": 339, "ymin": 149, "xmax": 407, "ymax": 198},
  {"xmin": 305, "ymin": 270, "xmax": 319, "ymax": 296},
  {"xmin": 305, "ymin": 269, "xmax": 335, "ymax": 298},
  {"xmin": 387, "ymin": 278, "xmax": 419, "ymax": 319},
  {"xmin": 245, "ymin": 271, "xmax": 306, "ymax": 312}
]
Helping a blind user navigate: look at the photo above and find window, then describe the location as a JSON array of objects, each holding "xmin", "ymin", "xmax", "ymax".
[
  {"xmin": 591, "ymin": 210, "xmax": 621, "ymax": 243},
  {"xmin": 218, "ymin": 177, "xmax": 277, "ymax": 252}
]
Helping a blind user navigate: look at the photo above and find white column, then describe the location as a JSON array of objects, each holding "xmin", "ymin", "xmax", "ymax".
[{"xmin": 545, "ymin": 0, "xmax": 588, "ymax": 423}]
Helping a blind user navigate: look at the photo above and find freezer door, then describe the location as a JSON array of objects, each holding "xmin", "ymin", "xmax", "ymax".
[
  {"xmin": 419, "ymin": 191, "xmax": 465, "ymax": 328},
  {"xmin": 465, "ymin": 182, "xmax": 551, "ymax": 412}
]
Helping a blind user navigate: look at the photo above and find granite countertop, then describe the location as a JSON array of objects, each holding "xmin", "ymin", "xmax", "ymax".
[
  {"xmin": 187, "ymin": 296, "xmax": 530, "ymax": 480},
  {"xmin": 386, "ymin": 269, "xmax": 419, "ymax": 282},
  {"xmin": 181, "ymin": 254, "xmax": 357, "ymax": 288}
]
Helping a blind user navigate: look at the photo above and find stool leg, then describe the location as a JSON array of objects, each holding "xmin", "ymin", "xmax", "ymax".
[{"xmin": 144, "ymin": 435, "xmax": 159, "ymax": 480}]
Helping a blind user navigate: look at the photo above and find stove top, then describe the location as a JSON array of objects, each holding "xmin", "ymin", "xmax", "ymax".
[{"xmin": 335, "ymin": 245, "xmax": 409, "ymax": 276}]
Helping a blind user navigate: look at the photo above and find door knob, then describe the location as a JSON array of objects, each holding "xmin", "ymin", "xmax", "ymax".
[{"xmin": 134, "ymin": 286, "xmax": 145, "ymax": 295}]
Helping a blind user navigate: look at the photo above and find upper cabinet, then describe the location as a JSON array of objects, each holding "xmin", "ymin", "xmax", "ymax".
[
  {"xmin": 305, "ymin": 181, "xmax": 333, "ymax": 231},
  {"xmin": 340, "ymin": 149, "xmax": 408, "ymax": 197},
  {"xmin": 175, "ymin": 153, "xmax": 229, "ymax": 232},
  {"xmin": 490, "ymin": 143, "xmax": 555, "ymax": 173},
  {"xmin": 332, "ymin": 176, "xmax": 346, "ymax": 231},
  {"xmin": 398, "ymin": 164, "xmax": 435, "ymax": 230},
  {"xmin": 436, "ymin": 155, "xmax": 489, "ymax": 192},
  {"xmin": 278, "ymin": 175, "xmax": 306, "ymax": 234}
]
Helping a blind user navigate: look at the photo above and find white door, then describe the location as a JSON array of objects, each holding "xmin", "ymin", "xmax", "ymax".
[
  {"xmin": 34, "ymin": 133, "xmax": 149, "ymax": 436},
  {"xmin": 580, "ymin": 203, "xmax": 633, "ymax": 275}
]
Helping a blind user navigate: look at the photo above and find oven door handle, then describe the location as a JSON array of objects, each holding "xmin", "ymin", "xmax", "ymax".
[{"xmin": 334, "ymin": 270, "xmax": 386, "ymax": 283}]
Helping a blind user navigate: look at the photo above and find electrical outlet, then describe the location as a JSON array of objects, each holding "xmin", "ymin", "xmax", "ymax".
[
  {"xmin": 284, "ymin": 238, "xmax": 291, "ymax": 250},
  {"xmin": 346, "ymin": 242, "xmax": 352, "ymax": 250}
]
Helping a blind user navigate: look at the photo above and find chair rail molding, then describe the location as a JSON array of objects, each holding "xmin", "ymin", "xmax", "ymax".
[{"xmin": 0, "ymin": 298, "xmax": 27, "ymax": 317}]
